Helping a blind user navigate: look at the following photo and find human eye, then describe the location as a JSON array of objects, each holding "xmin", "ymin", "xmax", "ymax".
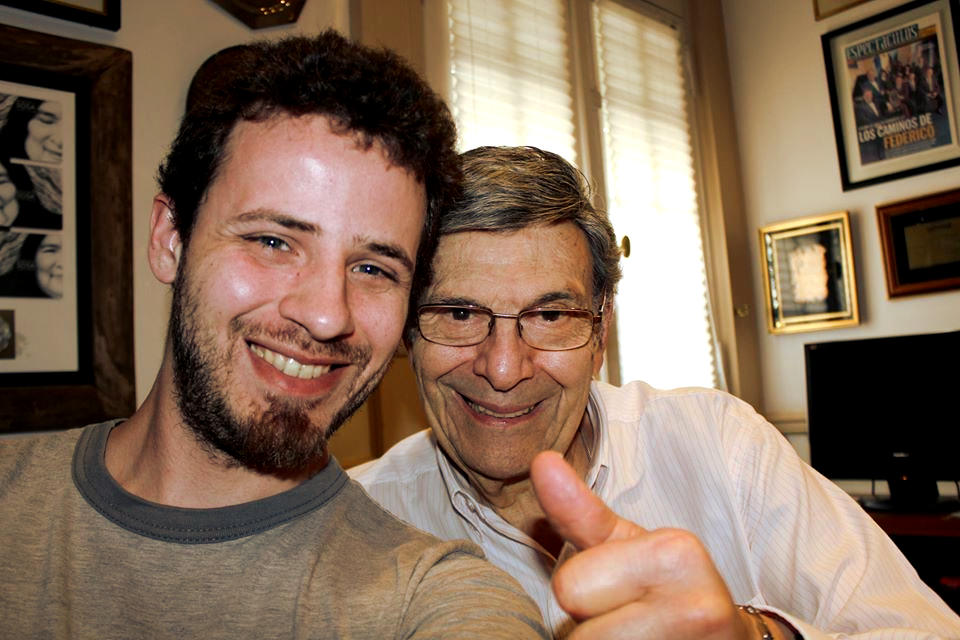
[
  {"xmin": 351, "ymin": 263, "xmax": 397, "ymax": 282},
  {"xmin": 245, "ymin": 235, "xmax": 291, "ymax": 252},
  {"xmin": 529, "ymin": 308, "xmax": 573, "ymax": 324},
  {"xmin": 537, "ymin": 309, "xmax": 566, "ymax": 322},
  {"xmin": 448, "ymin": 307, "xmax": 477, "ymax": 322}
]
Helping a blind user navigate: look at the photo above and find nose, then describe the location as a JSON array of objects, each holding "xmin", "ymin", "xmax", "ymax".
[
  {"xmin": 277, "ymin": 268, "xmax": 355, "ymax": 342},
  {"xmin": 472, "ymin": 317, "xmax": 535, "ymax": 391}
]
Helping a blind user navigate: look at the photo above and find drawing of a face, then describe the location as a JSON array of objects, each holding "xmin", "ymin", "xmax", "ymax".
[
  {"xmin": 35, "ymin": 234, "xmax": 62, "ymax": 298},
  {"xmin": 25, "ymin": 101, "xmax": 62, "ymax": 163},
  {"xmin": 0, "ymin": 164, "xmax": 18, "ymax": 226}
]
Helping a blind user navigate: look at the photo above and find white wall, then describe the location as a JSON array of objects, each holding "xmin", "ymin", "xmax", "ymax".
[
  {"xmin": 0, "ymin": 0, "xmax": 349, "ymax": 404},
  {"xmin": 721, "ymin": 0, "xmax": 960, "ymax": 427}
]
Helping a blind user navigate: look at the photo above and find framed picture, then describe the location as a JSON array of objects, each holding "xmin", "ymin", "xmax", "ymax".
[
  {"xmin": 0, "ymin": 0, "xmax": 120, "ymax": 31},
  {"xmin": 814, "ymin": 0, "xmax": 874, "ymax": 21},
  {"xmin": 210, "ymin": 0, "xmax": 305, "ymax": 29},
  {"xmin": 822, "ymin": 0, "xmax": 960, "ymax": 190},
  {"xmin": 0, "ymin": 25, "xmax": 132, "ymax": 433},
  {"xmin": 759, "ymin": 211, "xmax": 860, "ymax": 334},
  {"xmin": 876, "ymin": 186, "xmax": 960, "ymax": 296}
]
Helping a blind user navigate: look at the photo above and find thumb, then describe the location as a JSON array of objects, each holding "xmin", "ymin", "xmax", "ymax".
[{"xmin": 530, "ymin": 450, "xmax": 644, "ymax": 549}]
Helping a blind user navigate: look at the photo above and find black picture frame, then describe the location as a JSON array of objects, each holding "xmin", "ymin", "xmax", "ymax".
[
  {"xmin": 822, "ymin": 0, "xmax": 960, "ymax": 190},
  {"xmin": 0, "ymin": 25, "xmax": 133, "ymax": 432},
  {"xmin": 877, "ymin": 186, "xmax": 960, "ymax": 297},
  {"xmin": 0, "ymin": 0, "xmax": 120, "ymax": 31}
]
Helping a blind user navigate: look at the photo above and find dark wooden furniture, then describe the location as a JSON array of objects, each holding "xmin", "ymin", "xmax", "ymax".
[{"xmin": 865, "ymin": 506, "xmax": 960, "ymax": 614}]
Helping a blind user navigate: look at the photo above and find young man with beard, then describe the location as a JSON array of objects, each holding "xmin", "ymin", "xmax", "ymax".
[
  {"xmin": 351, "ymin": 146, "xmax": 960, "ymax": 639},
  {"xmin": 0, "ymin": 34, "xmax": 547, "ymax": 639}
]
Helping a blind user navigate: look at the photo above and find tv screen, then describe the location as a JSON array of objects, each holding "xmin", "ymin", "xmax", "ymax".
[{"xmin": 804, "ymin": 330, "xmax": 960, "ymax": 508}]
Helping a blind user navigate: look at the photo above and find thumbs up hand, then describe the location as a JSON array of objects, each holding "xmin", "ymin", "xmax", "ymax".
[{"xmin": 530, "ymin": 451, "xmax": 757, "ymax": 640}]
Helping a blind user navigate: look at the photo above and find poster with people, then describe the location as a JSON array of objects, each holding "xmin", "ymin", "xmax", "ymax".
[
  {"xmin": 824, "ymin": 0, "xmax": 960, "ymax": 188},
  {"xmin": 846, "ymin": 15, "xmax": 952, "ymax": 164},
  {"xmin": 0, "ymin": 80, "xmax": 77, "ymax": 374}
]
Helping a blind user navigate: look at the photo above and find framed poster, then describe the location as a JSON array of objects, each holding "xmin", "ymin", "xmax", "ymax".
[
  {"xmin": 814, "ymin": 0, "xmax": 874, "ymax": 21},
  {"xmin": 876, "ymin": 187, "xmax": 960, "ymax": 296},
  {"xmin": 0, "ymin": 25, "xmax": 132, "ymax": 432},
  {"xmin": 822, "ymin": 0, "xmax": 960, "ymax": 190},
  {"xmin": 759, "ymin": 211, "xmax": 860, "ymax": 334},
  {"xmin": 0, "ymin": 0, "xmax": 120, "ymax": 31}
]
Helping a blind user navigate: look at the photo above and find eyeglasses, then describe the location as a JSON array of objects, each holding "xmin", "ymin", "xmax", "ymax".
[{"xmin": 417, "ymin": 298, "xmax": 604, "ymax": 351}]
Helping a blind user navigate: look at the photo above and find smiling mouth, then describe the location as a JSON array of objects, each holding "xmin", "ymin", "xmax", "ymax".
[
  {"xmin": 463, "ymin": 395, "xmax": 538, "ymax": 419},
  {"xmin": 249, "ymin": 343, "xmax": 335, "ymax": 380}
]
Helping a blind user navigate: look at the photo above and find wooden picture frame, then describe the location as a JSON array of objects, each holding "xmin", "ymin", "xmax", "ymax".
[
  {"xmin": 877, "ymin": 187, "xmax": 960, "ymax": 297},
  {"xmin": 210, "ymin": 0, "xmax": 305, "ymax": 29},
  {"xmin": 0, "ymin": 25, "xmax": 133, "ymax": 432},
  {"xmin": 759, "ymin": 211, "xmax": 860, "ymax": 334},
  {"xmin": 822, "ymin": 0, "xmax": 960, "ymax": 190},
  {"xmin": 814, "ymin": 0, "xmax": 873, "ymax": 21},
  {"xmin": 0, "ymin": 0, "xmax": 120, "ymax": 31}
]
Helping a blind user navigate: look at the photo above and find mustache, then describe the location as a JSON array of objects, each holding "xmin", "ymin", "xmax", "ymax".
[{"xmin": 229, "ymin": 317, "xmax": 371, "ymax": 361}]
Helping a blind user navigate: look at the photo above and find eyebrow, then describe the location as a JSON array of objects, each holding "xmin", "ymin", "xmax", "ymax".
[
  {"xmin": 234, "ymin": 210, "xmax": 318, "ymax": 233},
  {"xmin": 364, "ymin": 240, "xmax": 415, "ymax": 273},
  {"xmin": 234, "ymin": 209, "xmax": 415, "ymax": 272},
  {"xmin": 425, "ymin": 291, "xmax": 583, "ymax": 308}
]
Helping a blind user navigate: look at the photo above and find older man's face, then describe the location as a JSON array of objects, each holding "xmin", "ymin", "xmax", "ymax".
[{"xmin": 410, "ymin": 222, "xmax": 605, "ymax": 485}]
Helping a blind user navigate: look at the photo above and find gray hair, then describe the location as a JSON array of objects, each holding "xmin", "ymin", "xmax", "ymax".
[{"xmin": 439, "ymin": 145, "xmax": 621, "ymax": 307}]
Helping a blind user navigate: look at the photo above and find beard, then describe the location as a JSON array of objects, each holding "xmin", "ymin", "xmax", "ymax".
[{"xmin": 168, "ymin": 263, "xmax": 390, "ymax": 476}]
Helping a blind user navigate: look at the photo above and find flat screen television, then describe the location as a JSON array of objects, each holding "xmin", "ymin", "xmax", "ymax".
[{"xmin": 804, "ymin": 330, "xmax": 960, "ymax": 512}]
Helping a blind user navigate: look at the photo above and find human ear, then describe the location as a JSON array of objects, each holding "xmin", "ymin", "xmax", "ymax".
[{"xmin": 148, "ymin": 194, "xmax": 182, "ymax": 285}]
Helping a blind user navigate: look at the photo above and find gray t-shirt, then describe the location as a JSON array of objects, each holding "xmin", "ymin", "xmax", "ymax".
[{"xmin": 0, "ymin": 421, "xmax": 547, "ymax": 639}]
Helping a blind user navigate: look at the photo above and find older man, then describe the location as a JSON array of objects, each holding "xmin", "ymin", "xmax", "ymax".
[
  {"xmin": 0, "ymin": 37, "xmax": 547, "ymax": 638},
  {"xmin": 351, "ymin": 146, "xmax": 960, "ymax": 639}
]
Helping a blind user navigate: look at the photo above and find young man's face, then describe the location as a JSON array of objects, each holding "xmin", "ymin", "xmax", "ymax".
[
  {"xmin": 152, "ymin": 114, "xmax": 425, "ymax": 473},
  {"xmin": 410, "ymin": 222, "xmax": 606, "ymax": 485}
]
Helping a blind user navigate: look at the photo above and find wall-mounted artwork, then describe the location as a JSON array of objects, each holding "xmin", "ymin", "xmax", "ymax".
[
  {"xmin": 759, "ymin": 211, "xmax": 860, "ymax": 334},
  {"xmin": 877, "ymin": 186, "xmax": 960, "ymax": 297},
  {"xmin": 823, "ymin": 0, "xmax": 960, "ymax": 189},
  {"xmin": 210, "ymin": 0, "xmax": 305, "ymax": 29},
  {"xmin": 0, "ymin": 25, "xmax": 133, "ymax": 432},
  {"xmin": 814, "ymin": 0, "xmax": 874, "ymax": 21},
  {"xmin": 0, "ymin": 0, "xmax": 120, "ymax": 31},
  {"xmin": 0, "ymin": 83, "xmax": 76, "ymax": 375}
]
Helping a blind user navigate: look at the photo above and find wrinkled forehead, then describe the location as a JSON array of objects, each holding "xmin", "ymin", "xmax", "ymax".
[{"xmin": 427, "ymin": 223, "xmax": 594, "ymax": 307}]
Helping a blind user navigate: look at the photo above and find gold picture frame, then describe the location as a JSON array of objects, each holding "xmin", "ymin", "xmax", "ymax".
[
  {"xmin": 759, "ymin": 211, "xmax": 860, "ymax": 334},
  {"xmin": 813, "ymin": 0, "xmax": 873, "ymax": 21}
]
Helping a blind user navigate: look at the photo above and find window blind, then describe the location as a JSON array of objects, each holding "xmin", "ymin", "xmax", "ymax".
[
  {"xmin": 448, "ymin": 0, "xmax": 578, "ymax": 163},
  {"xmin": 444, "ymin": 0, "xmax": 721, "ymax": 390},
  {"xmin": 593, "ymin": 0, "xmax": 718, "ymax": 389}
]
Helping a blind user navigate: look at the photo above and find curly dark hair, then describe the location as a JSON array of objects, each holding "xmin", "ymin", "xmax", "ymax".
[
  {"xmin": 0, "ymin": 97, "xmax": 40, "ymax": 162},
  {"xmin": 157, "ymin": 30, "xmax": 460, "ymax": 304}
]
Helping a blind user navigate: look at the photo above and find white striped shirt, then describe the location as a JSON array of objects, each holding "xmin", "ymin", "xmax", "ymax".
[{"xmin": 350, "ymin": 381, "xmax": 960, "ymax": 639}]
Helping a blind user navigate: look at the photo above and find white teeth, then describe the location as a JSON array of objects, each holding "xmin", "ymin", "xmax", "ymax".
[
  {"xmin": 249, "ymin": 344, "xmax": 332, "ymax": 379},
  {"xmin": 467, "ymin": 399, "xmax": 536, "ymax": 419}
]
